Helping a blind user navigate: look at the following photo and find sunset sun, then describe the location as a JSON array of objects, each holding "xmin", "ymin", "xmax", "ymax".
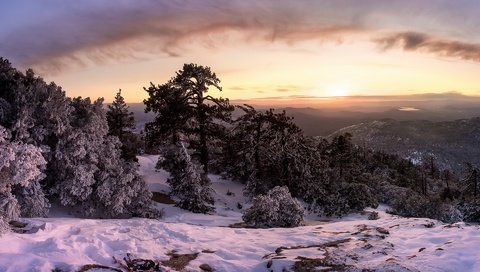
[{"xmin": 327, "ymin": 84, "xmax": 349, "ymax": 97}]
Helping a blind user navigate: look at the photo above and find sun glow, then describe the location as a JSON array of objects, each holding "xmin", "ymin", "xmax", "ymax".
[{"xmin": 327, "ymin": 83, "xmax": 349, "ymax": 97}]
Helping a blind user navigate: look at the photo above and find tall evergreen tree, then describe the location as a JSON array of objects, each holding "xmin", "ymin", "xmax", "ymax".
[
  {"xmin": 324, "ymin": 133, "xmax": 357, "ymax": 178},
  {"xmin": 166, "ymin": 139, "xmax": 214, "ymax": 213},
  {"xmin": 106, "ymin": 89, "xmax": 139, "ymax": 161},
  {"xmin": 463, "ymin": 162, "xmax": 479, "ymax": 198},
  {"xmin": 144, "ymin": 63, "xmax": 234, "ymax": 173},
  {"xmin": 107, "ymin": 89, "xmax": 135, "ymax": 138}
]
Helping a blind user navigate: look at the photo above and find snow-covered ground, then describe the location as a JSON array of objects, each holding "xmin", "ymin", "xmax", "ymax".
[{"xmin": 0, "ymin": 155, "xmax": 479, "ymax": 271}]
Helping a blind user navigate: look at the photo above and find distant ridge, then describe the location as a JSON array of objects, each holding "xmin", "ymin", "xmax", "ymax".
[{"xmin": 329, "ymin": 117, "xmax": 480, "ymax": 173}]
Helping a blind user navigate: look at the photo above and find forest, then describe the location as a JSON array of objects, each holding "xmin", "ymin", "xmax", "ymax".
[{"xmin": 1, "ymin": 58, "xmax": 480, "ymax": 234}]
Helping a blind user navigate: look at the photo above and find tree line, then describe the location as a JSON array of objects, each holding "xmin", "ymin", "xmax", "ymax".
[{"xmin": 0, "ymin": 58, "xmax": 159, "ymax": 233}]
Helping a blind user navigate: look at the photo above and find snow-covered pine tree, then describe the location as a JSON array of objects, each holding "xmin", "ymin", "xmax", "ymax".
[
  {"xmin": 167, "ymin": 140, "xmax": 214, "ymax": 213},
  {"xmin": 106, "ymin": 89, "xmax": 139, "ymax": 161},
  {"xmin": 53, "ymin": 97, "xmax": 158, "ymax": 218},
  {"xmin": 322, "ymin": 133, "xmax": 359, "ymax": 181},
  {"xmin": 242, "ymin": 186, "xmax": 304, "ymax": 228},
  {"xmin": 0, "ymin": 126, "xmax": 47, "ymax": 232},
  {"xmin": 0, "ymin": 58, "xmax": 72, "ymax": 201},
  {"xmin": 52, "ymin": 97, "xmax": 106, "ymax": 211},
  {"xmin": 92, "ymin": 135, "xmax": 160, "ymax": 218},
  {"xmin": 13, "ymin": 178, "xmax": 50, "ymax": 218},
  {"xmin": 0, "ymin": 59, "xmax": 71, "ymax": 151}
]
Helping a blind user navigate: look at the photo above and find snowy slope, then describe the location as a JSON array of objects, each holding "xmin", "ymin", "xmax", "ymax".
[{"xmin": 0, "ymin": 155, "xmax": 479, "ymax": 272}]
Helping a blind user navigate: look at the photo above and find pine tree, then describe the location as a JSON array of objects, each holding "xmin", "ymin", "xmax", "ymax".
[
  {"xmin": 106, "ymin": 89, "xmax": 139, "ymax": 161},
  {"xmin": 0, "ymin": 58, "xmax": 72, "ymax": 193},
  {"xmin": 94, "ymin": 135, "xmax": 160, "ymax": 218},
  {"xmin": 167, "ymin": 140, "xmax": 214, "ymax": 213},
  {"xmin": 324, "ymin": 133, "xmax": 356, "ymax": 179},
  {"xmin": 462, "ymin": 162, "xmax": 479, "ymax": 198},
  {"xmin": 144, "ymin": 63, "xmax": 234, "ymax": 173},
  {"xmin": 53, "ymin": 97, "xmax": 158, "ymax": 218},
  {"xmin": 0, "ymin": 126, "xmax": 47, "ymax": 232},
  {"xmin": 226, "ymin": 105, "xmax": 308, "ymax": 197}
]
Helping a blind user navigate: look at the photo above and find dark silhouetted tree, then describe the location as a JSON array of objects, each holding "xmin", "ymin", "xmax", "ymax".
[
  {"xmin": 144, "ymin": 63, "xmax": 234, "ymax": 173},
  {"xmin": 106, "ymin": 89, "xmax": 139, "ymax": 161},
  {"xmin": 463, "ymin": 162, "xmax": 479, "ymax": 198},
  {"xmin": 225, "ymin": 105, "xmax": 317, "ymax": 197},
  {"xmin": 324, "ymin": 133, "xmax": 356, "ymax": 178}
]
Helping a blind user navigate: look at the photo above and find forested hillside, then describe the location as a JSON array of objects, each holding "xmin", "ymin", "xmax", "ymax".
[{"xmin": 329, "ymin": 118, "xmax": 480, "ymax": 173}]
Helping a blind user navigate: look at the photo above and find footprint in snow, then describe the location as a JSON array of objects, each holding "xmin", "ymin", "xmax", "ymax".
[
  {"xmin": 117, "ymin": 227, "xmax": 131, "ymax": 233},
  {"xmin": 234, "ymin": 229, "xmax": 247, "ymax": 234},
  {"xmin": 69, "ymin": 227, "xmax": 81, "ymax": 235}
]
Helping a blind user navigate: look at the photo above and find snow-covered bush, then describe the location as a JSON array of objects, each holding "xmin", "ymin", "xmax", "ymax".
[
  {"xmin": 380, "ymin": 182, "xmax": 463, "ymax": 223},
  {"xmin": 303, "ymin": 179, "xmax": 378, "ymax": 217},
  {"xmin": 458, "ymin": 199, "xmax": 480, "ymax": 223},
  {"xmin": 14, "ymin": 180, "xmax": 50, "ymax": 217},
  {"xmin": 0, "ymin": 126, "xmax": 47, "ymax": 232},
  {"xmin": 92, "ymin": 136, "xmax": 161, "ymax": 218},
  {"xmin": 166, "ymin": 141, "xmax": 214, "ymax": 213},
  {"xmin": 440, "ymin": 204, "xmax": 463, "ymax": 223},
  {"xmin": 376, "ymin": 182, "xmax": 411, "ymax": 206},
  {"xmin": 243, "ymin": 186, "xmax": 304, "ymax": 228},
  {"xmin": 387, "ymin": 189, "xmax": 444, "ymax": 219}
]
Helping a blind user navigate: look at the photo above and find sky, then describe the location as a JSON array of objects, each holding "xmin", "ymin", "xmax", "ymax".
[{"xmin": 1, "ymin": 0, "xmax": 480, "ymax": 104}]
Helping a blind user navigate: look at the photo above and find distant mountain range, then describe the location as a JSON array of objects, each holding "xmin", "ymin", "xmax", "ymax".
[
  {"xmin": 126, "ymin": 95, "xmax": 480, "ymax": 173},
  {"xmin": 128, "ymin": 96, "xmax": 480, "ymax": 136},
  {"xmin": 328, "ymin": 118, "xmax": 480, "ymax": 173}
]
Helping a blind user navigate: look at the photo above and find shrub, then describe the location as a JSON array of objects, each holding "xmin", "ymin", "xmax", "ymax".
[
  {"xmin": 376, "ymin": 182, "xmax": 411, "ymax": 206},
  {"xmin": 340, "ymin": 183, "xmax": 378, "ymax": 212},
  {"xmin": 459, "ymin": 199, "xmax": 480, "ymax": 223},
  {"xmin": 387, "ymin": 190, "xmax": 444, "ymax": 219},
  {"xmin": 440, "ymin": 203, "xmax": 463, "ymax": 223},
  {"xmin": 368, "ymin": 211, "xmax": 379, "ymax": 220},
  {"xmin": 243, "ymin": 186, "xmax": 304, "ymax": 228}
]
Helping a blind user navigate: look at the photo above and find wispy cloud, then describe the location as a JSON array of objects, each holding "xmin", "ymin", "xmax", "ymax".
[
  {"xmin": 2, "ymin": 0, "xmax": 480, "ymax": 74},
  {"xmin": 0, "ymin": 1, "xmax": 365, "ymax": 74},
  {"xmin": 375, "ymin": 32, "xmax": 480, "ymax": 62}
]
